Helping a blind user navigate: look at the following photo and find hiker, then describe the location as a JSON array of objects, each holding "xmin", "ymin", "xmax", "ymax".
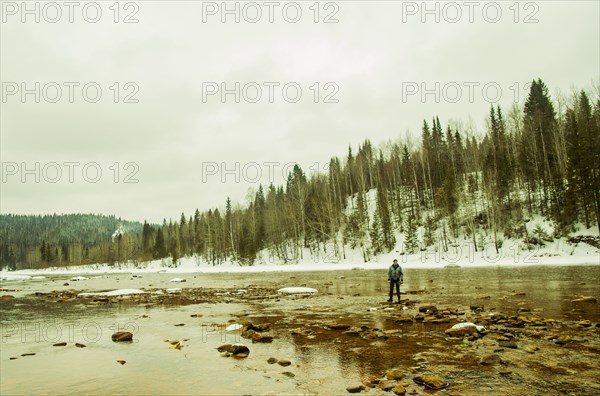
[{"xmin": 388, "ymin": 259, "xmax": 403, "ymax": 303}]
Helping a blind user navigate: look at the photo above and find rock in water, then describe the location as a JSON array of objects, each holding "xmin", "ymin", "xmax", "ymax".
[
  {"xmin": 111, "ymin": 331, "xmax": 133, "ymax": 342},
  {"xmin": 75, "ymin": 343, "xmax": 86, "ymax": 348},
  {"xmin": 267, "ymin": 357, "xmax": 278, "ymax": 364},
  {"xmin": 117, "ymin": 360, "xmax": 126, "ymax": 365},
  {"xmin": 555, "ymin": 336, "xmax": 572, "ymax": 345},
  {"xmin": 277, "ymin": 359, "xmax": 292, "ymax": 366},
  {"xmin": 571, "ymin": 296, "xmax": 596, "ymax": 303},
  {"xmin": 377, "ymin": 381, "xmax": 396, "ymax": 391},
  {"xmin": 346, "ymin": 385, "xmax": 365, "ymax": 393},
  {"xmin": 230, "ymin": 344, "xmax": 250, "ymax": 357},
  {"xmin": 53, "ymin": 342, "xmax": 67, "ymax": 347},
  {"xmin": 445, "ymin": 325, "xmax": 478, "ymax": 337},
  {"xmin": 217, "ymin": 344, "xmax": 250, "ymax": 358},
  {"xmin": 413, "ymin": 375, "xmax": 449, "ymax": 390},
  {"xmin": 386, "ymin": 369, "xmax": 405, "ymax": 380}
]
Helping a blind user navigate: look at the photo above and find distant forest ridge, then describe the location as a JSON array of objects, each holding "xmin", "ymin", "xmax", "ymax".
[{"xmin": 1, "ymin": 79, "xmax": 599, "ymax": 270}]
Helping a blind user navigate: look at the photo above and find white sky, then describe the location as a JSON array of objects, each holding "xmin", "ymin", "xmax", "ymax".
[{"xmin": 1, "ymin": 0, "xmax": 599, "ymax": 223}]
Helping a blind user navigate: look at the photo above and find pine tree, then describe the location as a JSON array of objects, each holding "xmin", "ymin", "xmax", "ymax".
[
  {"xmin": 423, "ymin": 215, "xmax": 437, "ymax": 247},
  {"xmin": 404, "ymin": 214, "xmax": 419, "ymax": 254},
  {"xmin": 153, "ymin": 229, "xmax": 167, "ymax": 259}
]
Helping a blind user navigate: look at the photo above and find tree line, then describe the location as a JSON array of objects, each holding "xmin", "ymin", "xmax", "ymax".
[{"xmin": 1, "ymin": 79, "xmax": 598, "ymax": 270}]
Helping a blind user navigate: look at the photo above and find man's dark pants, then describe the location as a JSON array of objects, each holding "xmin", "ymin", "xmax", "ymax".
[{"xmin": 389, "ymin": 280, "xmax": 400, "ymax": 302}]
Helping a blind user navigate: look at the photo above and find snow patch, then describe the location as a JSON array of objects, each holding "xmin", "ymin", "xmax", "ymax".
[
  {"xmin": 0, "ymin": 274, "xmax": 32, "ymax": 280},
  {"xmin": 452, "ymin": 322, "xmax": 485, "ymax": 332},
  {"xmin": 225, "ymin": 324, "xmax": 243, "ymax": 332},
  {"xmin": 170, "ymin": 278, "xmax": 186, "ymax": 282},
  {"xmin": 78, "ymin": 289, "xmax": 145, "ymax": 297},
  {"xmin": 277, "ymin": 287, "xmax": 318, "ymax": 294}
]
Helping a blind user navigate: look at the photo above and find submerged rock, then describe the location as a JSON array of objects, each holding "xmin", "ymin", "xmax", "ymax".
[
  {"xmin": 111, "ymin": 331, "xmax": 133, "ymax": 342},
  {"xmin": 277, "ymin": 359, "xmax": 292, "ymax": 366},
  {"xmin": 267, "ymin": 357, "xmax": 278, "ymax": 364},
  {"xmin": 571, "ymin": 296, "xmax": 597, "ymax": 303}
]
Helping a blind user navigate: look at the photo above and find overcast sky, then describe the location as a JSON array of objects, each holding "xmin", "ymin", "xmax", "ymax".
[{"xmin": 1, "ymin": 0, "xmax": 598, "ymax": 224}]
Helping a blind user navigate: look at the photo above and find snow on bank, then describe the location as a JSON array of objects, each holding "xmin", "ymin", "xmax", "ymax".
[
  {"xmin": 78, "ymin": 289, "xmax": 145, "ymax": 297},
  {"xmin": 1, "ymin": 227, "xmax": 598, "ymax": 279}
]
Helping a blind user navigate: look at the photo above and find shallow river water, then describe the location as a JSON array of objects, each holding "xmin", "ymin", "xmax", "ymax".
[{"xmin": 1, "ymin": 264, "xmax": 599, "ymax": 395}]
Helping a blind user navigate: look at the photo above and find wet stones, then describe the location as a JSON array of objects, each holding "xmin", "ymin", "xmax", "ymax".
[
  {"xmin": 413, "ymin": 375, "xmax": 449, "ymax": 390},
  {"xmin": 377, "ymin": 380, "xmax": 397, "ymax": 391},
  {"xmin": 346, "ymin": 384, "xmax": 366, "ymax": 393},
  {"xmin": 554, "ymin": 336, "xmax": 572, "ymax": 345},
  {"xmin": 571, "ymin": 296, "xmax": 597, "ymax": 303},
  {"xmin": 277, "ymin": 359, "xmax": 292, "ymax": 366},
  {"xmin": 418, "ymin": 304, "xmax": 437, "ymax": 313},
  {"xmin": 393, "ymin": 316, "xmax": 414, "ymax": 324},
  {"xmin": 445, "ymin": 324, "xmax": 478, "ymax": 337},
  {"xmin": 578, "ymin": 320, "xmax": 592, "ymax": 327},
  {"xmin": 111, "ymin": 331, "xmax": 133, "ymax": 342},
  {"xmin": 328, "ymin": 323, "xmax": 351, "ymax": 330},
  {"xmin": 239, "ymin": 321, "xmax": 275, "ymax": 343},
  {"xmin": 392, "ymin": 384, "xmax": 406, "ymax": 395},
  {"xmin": 250, "ymin": 333, "xmax": 273, "ymax": 343},
  {"xmin": 217, "ymin": 343, "xmax": 250, "ymax": 358},
  {"xmin": 525, "ymin": 345, "xmax": 539, "ymax": 353},
  {"xmin": 267, "ymin": 357, "xmax": 278, "ymax": 364},
  {"xmin": 386, "ymin": 369, "xmax": 405, "ymax": 381}
]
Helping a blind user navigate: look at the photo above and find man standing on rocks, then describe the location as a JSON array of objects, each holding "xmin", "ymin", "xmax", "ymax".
[{"xmin": 388, "ymin": 259, "xmax": 403, "ymax": 303}]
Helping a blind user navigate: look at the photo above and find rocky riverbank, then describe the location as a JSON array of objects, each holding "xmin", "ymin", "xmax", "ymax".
[{"xmin": 2, "ymin": 267, "xmax": 599, "ymax": 395}]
